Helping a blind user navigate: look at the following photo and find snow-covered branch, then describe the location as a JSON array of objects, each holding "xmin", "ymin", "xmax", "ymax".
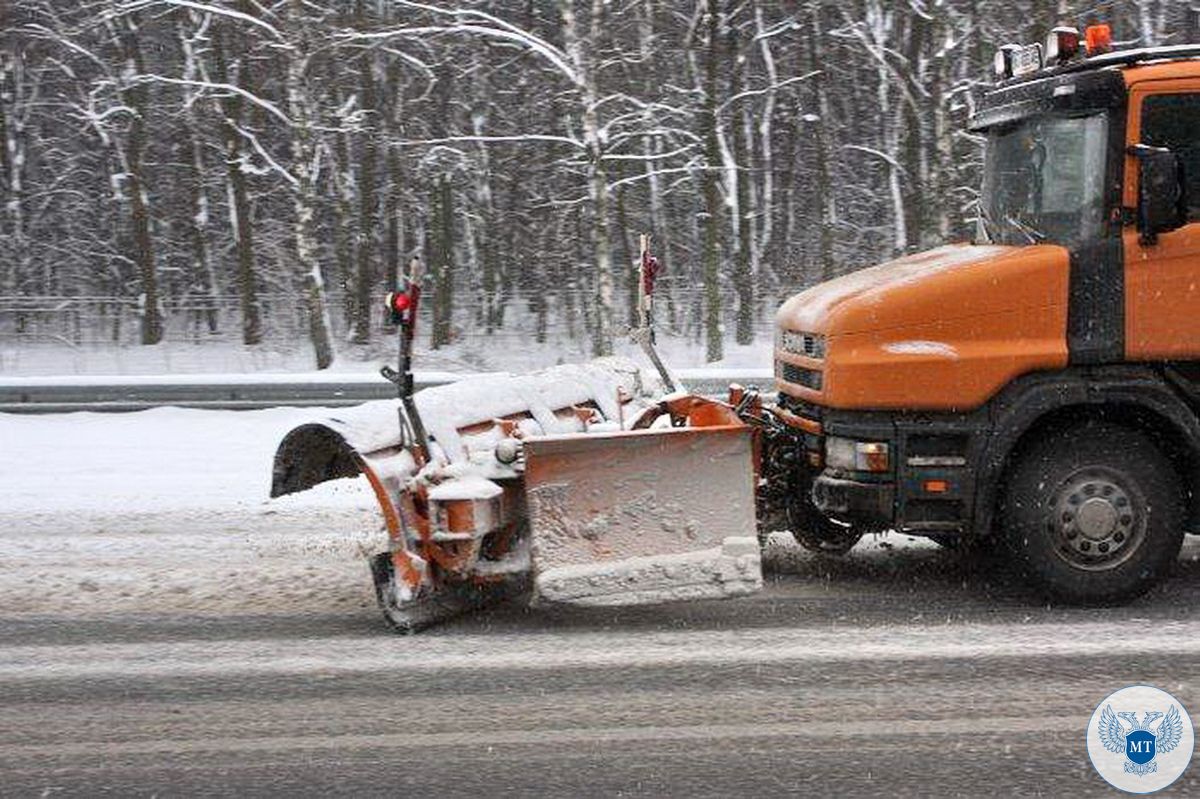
[
  {"xmin": 127, "ymin": 75, "xmax": 291, "ymax": 124},
  {"xmin": 230, "ymin": 122, "xmax": 297, "ymax": 186},
  {"xmin": 717, "ymin": 72, "xmax": 822, "ymax": 113},
  {"xmin": 119, "ymin": 0, "xmax": 284, "ymax": 40},
  {"xmin": 337, "ymin": 9, "xmax": 581, "ymax": 90},
  {"xmin": 393, "ymin": 134, "xmax": 585, "ymax": 149},
  {"xmin": 842, "ymin": 144, "xmax": 909, "ymax": 176}
]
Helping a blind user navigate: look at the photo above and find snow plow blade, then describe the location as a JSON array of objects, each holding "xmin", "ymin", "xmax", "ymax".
[
  {"xmin": 524, "ymin": 426, "xmax": 761, "ymax": 605},
  {"xmin": 269, "ymin": 359, "xmax": 766, "ymax": 631}
]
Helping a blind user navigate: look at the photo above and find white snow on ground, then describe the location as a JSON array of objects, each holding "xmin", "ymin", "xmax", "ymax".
[
  {"xmin": 0, "ymin": 365, "xmax": 775, "ymax": 394},
  {"xmin": 0, "ymin": 370, "xmax": 478, "ymax": 387},
  {"xmin": 0, "ymin": 406, "xmax": 373, "ymax": 512},
  {"xmin": 0, "ymin": 336, "xmax": 773, "ymax": 377},
  {"xmin": 0, "ymin": 407, "xmax": 387, "ymax": 616},
  {"xmin": 0, "ymin": 406, "xmax": 967, "ymax": 619}
]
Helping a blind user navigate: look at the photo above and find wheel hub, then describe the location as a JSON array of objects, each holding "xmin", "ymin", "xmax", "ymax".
[
  {"xmin": 1076, "ymin": 497, "xmax": 1119, "ymax": 540},
  {"xmin": 1051, "ymin": 473, "xmax": 1138, "ymax": 566}
]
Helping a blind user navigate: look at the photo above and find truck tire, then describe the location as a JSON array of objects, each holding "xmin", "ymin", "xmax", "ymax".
[
  {"xmin": 370, "ymin": 553, "xmax": 528, "ymax": 634},
  {"xmin": 787, "ymin": 493, "xmax": 863, "ymax": 555},
  {"xmin": 1000, "ymin": 422, "xmax": 1184, "ymax": 604}
]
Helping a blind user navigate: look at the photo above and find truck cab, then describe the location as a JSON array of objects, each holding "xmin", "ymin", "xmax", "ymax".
[{"xmin": 774, "ymin": 27, "xmax": 1200, "ymax": 603}]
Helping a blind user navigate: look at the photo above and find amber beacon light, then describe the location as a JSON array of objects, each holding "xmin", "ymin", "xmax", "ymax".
[{"xmin": 1085, "ymin": 23, "xmax": 1113, "ymax": 55}]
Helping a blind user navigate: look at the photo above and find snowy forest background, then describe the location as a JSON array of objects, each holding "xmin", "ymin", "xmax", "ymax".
[{"xmin": 1, "ymin": 1, "xmax": 1197, "ymax": 373}]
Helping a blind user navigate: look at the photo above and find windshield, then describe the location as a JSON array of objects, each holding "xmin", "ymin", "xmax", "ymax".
[{"xmin": 979, "ymin": 113, "xmax": 1109, "ymax": 246}]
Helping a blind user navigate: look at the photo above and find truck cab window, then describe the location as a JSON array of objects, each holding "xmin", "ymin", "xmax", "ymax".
[
  {"xmin": 980, "ymin": 113, "xmax": 1109, "ymax": 246},
  {"xmin": 1142, "ymin": 94, "xmax": 1200, "ymax": 221}
]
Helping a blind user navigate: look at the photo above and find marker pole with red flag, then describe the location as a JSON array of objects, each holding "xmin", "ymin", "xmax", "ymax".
[
  {"xmin": 382, "ymin": 256, "xmax": 430, "ymax": 460},
  {"xmin": 634, "ymin": 234, "xmax": 678, "ymax": 393}
]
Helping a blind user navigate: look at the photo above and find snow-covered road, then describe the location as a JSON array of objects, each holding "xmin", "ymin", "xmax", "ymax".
[
  {"xmin": 1, "ymin": 407, "xmax": 385, "ymax": 616},
  {"xmin": 5, "ymin": 407, "xmax": 1200, "ymax": 795}
]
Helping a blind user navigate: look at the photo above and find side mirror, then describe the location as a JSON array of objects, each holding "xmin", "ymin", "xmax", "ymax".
[{"xmin": 1129, "ymin": 144, "xmax": 1186, "ymax": 243}]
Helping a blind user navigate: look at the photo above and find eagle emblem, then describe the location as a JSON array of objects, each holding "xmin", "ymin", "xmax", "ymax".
[{"xmin": 1098, "ymin": 704, "xmax": 1185, "ymax": 776}]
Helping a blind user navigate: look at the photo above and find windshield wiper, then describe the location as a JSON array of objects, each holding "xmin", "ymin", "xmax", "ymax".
[
  {"xmin": 1004, "ymin": 214, "xmax": 1046, "ymax": 244},
  {"xmin": 975, "ymin": 201, "xmax": 997, "ymax": 244}
]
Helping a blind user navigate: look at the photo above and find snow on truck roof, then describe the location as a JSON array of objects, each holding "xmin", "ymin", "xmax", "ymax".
[
  {"xmin": 994, "ymin": 44, "xmax": 1200, "ymax": 89},
  {"xmin": 969, "ymin": 44, "xmax": 1200, "ymax": 132}
]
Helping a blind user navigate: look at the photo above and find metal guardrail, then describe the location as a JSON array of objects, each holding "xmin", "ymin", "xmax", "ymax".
[{"xmin": 0, "ymin": 369, "xmax": 776, "ymax": 413}]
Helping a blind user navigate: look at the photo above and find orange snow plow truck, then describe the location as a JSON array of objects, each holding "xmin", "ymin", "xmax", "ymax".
[{"xmin": 274, "ymin": 28, "xmax": 1200, "ymax": 631}]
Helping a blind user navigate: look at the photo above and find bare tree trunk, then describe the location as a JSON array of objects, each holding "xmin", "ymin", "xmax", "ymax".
[
  {"xmin": 116, "ymin": 17, "xmax": 163, "ymax": 345},
  {"xmin": 639, "ymin": 0, "xmax": 674, "ymax": 323},
  {"xmin": 866, "ymin": 1, "xmax": 907, "ymax": 256},
  {"xmin": 469, "ymin": 51, "xmax": 499, "ymax": 334},
  {"xmin": 330, "ymin": 122, "xmax": 356, "ymax": 325},
  {"xmin": 288, "ymin": 0, "xmax": 334, "ymax": 369},
  {"xmin": 352, "ymin": 0, "xmax": 377, "ymax": 345},
  {"xmin": 179, "ymin": 16, "xmax": 219, "ymax": 334},
  {"xmin": 612, "ymin": 165, "xmax": 637, "ymax": 328},
  {"xmin": 430, "ymin": 176, "xmax": 454, "ymax": 349},
  {"xmin": 384, "ymin": 145, "xmax": 406, "ymax": 291},
  {"xmin": 0, "ymin": 45, "xmax": 30, "ymax": 300},
  {"xmin": 901, "ymin": 9, "xmax": 927, "ymax": 250},
  {"xmin": 701, "ymin": 0, "xmax": 724, "ymax": 362},
  {"xmin": 383, "ymin": 51, "xmax": 407, "ymax": 293},
  {"xmin": 808, "ymin": 12, "xmax": 836, "ymax": 281},
  {"xmin": 752, "ymin": 3, "xmax": 777, "ymax": 289},
  {"xmin": 728, "ymin": 16, "xmax": 753, "ymax": 346},
  {"xmin": 561, "ymin": 0, "xmax": 615, "ymax": 357},
  {"xmin": 211, "ymin": 18, "xmax": 261, "ymax": 345}
]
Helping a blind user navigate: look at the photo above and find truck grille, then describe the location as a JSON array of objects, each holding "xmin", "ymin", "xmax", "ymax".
[
  {"xmin": 778, "ymin": 392, "xmax": 823, "ymax": 420},
  {"xmin": 777, "ymin": 360, "xmax": 823, "ymax": 391},
  {"xmin": 778, "ymin": 329, "xmax": 825, "ymax": 359}
]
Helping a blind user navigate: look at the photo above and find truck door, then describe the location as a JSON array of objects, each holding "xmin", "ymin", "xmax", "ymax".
[{"xmin": 1124, "ymin": 82, "xmax": 1200, "ymax": 360}]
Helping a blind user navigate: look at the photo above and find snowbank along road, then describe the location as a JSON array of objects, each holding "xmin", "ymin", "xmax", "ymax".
[
  {"xmin": 0, "ymin": 368, "xmax": 772, "ymax": 412},
  {"xmin": 2, "ymin": 407, "xmax": 1200, "ymax": 796}
]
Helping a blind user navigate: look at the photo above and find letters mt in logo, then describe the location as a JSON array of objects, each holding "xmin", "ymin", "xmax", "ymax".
[{"xmin": 1098, "ymin": 705, "xmax": 1184, "ymax": 777}]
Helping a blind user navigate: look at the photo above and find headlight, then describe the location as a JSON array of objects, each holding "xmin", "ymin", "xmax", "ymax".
[{"xmin": 825, "ymin": 437, "xmax": 890, "ymax": 473}]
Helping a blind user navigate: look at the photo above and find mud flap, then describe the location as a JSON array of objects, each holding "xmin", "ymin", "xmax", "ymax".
[{"xmin": 523, "ymin": 425, "xmax": 762, "ymax": 606}]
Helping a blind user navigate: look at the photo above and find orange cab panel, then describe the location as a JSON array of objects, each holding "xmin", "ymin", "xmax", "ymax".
[
  {"xmin": 1122, "ymin": 71, "xmax": 1200, "ymax": 361},
  {"xmin": 776, "ymin": 243, "xmax": 1070, "ymax": 411}
]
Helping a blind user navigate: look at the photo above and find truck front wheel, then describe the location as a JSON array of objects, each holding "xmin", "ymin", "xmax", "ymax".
[
  {"xmin": 787, "ymin": 493, "xmax": 863, "ymax": 555},
  {"xmin": 1000, "ymin": 423, "xmax": 1184, "ymax": 604}
]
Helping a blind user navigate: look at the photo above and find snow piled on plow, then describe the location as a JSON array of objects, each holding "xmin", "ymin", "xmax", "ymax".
[
  {"xmin": 412, "ymin": 357, "xmax": 665, "ymax": 461},
  {"xmin": 535, "ymin": 537, "xmax": 762, "ymax": 606},
  {"xmin": 277, "ymin": 356, "xmax": 666, "ymax": 468}
]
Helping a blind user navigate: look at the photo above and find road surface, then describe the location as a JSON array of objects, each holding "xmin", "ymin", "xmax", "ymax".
[{"xmin": 4, "ymin": 510, "xmax": 1200, "ymax": 797}]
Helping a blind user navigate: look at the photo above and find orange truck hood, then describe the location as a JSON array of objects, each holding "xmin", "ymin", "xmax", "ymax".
[{"xmin": 775, "ymin": 243, "xmax": 1071, "ymax": 411}]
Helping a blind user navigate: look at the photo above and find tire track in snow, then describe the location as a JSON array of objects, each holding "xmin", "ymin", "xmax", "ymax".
[{"xmin": 3, "ymin": 619, "xmax": 1198, "ymax": 682}]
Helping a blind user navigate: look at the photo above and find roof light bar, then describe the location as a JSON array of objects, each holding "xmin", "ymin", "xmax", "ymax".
[
  {"xmin": 994, "ymin": 42, "xmax": 1043, "ymax": 79},
  {"xmin": 993, "ymin": 44, "xmax": 1020, "ymax": 79},
  {"xmin": 992, "ymin": 21, "xmax": 1125, "ymax": 81},
  {"xmin": 1045, "ymin": 26, "xmax": 1081, "ymax": 65}
]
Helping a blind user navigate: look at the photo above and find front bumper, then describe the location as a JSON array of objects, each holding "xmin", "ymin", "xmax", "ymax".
[{"xmin": 812, "ymin": 472, "xmax": 894, "ymax": 527}]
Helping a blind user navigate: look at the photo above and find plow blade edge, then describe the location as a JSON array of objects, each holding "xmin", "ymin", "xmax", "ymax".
[{"xmin": 523, "ymin": 425, "xmax": 762, "ymax": 606}]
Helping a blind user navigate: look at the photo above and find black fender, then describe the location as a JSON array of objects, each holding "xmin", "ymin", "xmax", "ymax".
[{"xmin": 973, "ymin": 365, "xmax": 1200, "ymax": 537}]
